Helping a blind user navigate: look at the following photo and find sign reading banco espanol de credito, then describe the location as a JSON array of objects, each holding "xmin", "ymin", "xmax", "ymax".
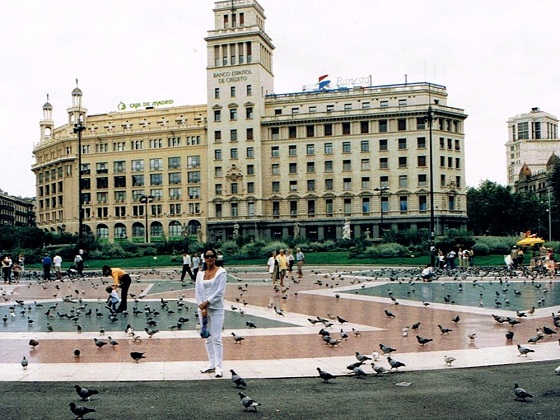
[{"xmin": 118, "ymin": 99, "xmax": 174, "ymax": 111}]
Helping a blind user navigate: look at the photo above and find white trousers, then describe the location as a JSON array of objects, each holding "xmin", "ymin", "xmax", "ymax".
[{"xmin": 203, "ymin": 308, "xmax": 224, "ymax": 369}]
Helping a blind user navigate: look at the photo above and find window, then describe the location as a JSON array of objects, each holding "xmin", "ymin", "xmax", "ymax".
[
  {"xmin": 306, "ymin": 144, "xmax": 315, "ymax": 155},
  {"xmin": 361, "ymin": 159, "xmax": 370, "ymax": 170},
  {"xmin": 96, "ymin": 177, "xmax": 108, "ymax": 189},
  {"xmin": 440, "ymin": 156, "xmax": 445, "ymax": 167},
  {"xmin": 246, "ymin": 147, "xmax": 254, "ymax": 158},
  {"xmin": 247, "ymin": 182, "xmax": 254, "ymax": 193},
  {"xmin": 247, "ymin": 164, "xmax": 254, "ymax": 175},
  {"xmin": 362, "ymin": 101, "xmax": 371, "ymax": 109},
  {"xmin": 230, "ymin": 148, "xmax": 238, "ymax": 159},
  {"xmin": 230, "ymin": 129, "xmax": 238, "ymax": 142},
  {"xmin": 343, "ymin": 160, "xmax": 351, "ymax": 171},
  {"xmin": 169, "ymin": 173, "xmax": 181, "ymax": 184},
  {"xmin": 114, "ymin": 161, "xmax": 125, "ymax": 173},
  {"xmin": 214, "ymin": 149, "xmax": 222, "ymax": 160},
  {"xmin": 380, "ymin": 100, "xmax": 389, "ymax": 108},
  {"xmin": 418, "ymin": 156, "xmax": 426, "ymax": 167},
  {"xmin": 440, "ymin": 137, "xmax": 445, "ymax": 149},
  {"xmin": 325, "ymin": 179, "xmax": 333, "ymax": 190},
  {"xmin": 380, "ymin": 176, "xmax": 389, "ymax": 188},
  {"xmin": 399, "ymin": 175, "xmax": 408, "ymax": 188},
  {"xmin": 168, "ymin": 157, "xmax": 181, "ymax": 169},
  {"xmin": 325, "ymin": 161, "xmax": 333, "ymax": 172},
  {"xmin": 456, "ymin": 176, "xmax": 461, "ymax": 188},
  {"xmin": 231, "ymin": 202, "xmax": 239, "ymax": 217},
  {"xmin": 214, "ymin": 110, "xmax": 221, "ymax": 122},
  {"xmin": 215, "ymin": 203, "xmax": 222, "ymax": 218},
  {"xmin": 343, "ymin": 198, "xmax": 352, "ymax": 215},
  {"xmin": 379, "ymin": 139, "xmax": 388, "ymax": 150},
  {"xmin": 290, "ymin": 200, "xmax": 298, "ymax": 217},
  {"xmin": 398, "ymin": 157, "xmax": 407, "ymax": 168},
  {"xmin": 168, "ymin": 137, "xmax": 181, "ymax": 147},
  {"xmin": 272, "ymin": 181, "xmax": 280, "ymax": 192},
  {"xmin": 289, "ymin": 180, "xmax": 298, "ymax": 191},
  {"xmin": 150, "ymin": 174, "xmax": 163, "ymax": 186},
  {"xmin": 230, "ymin": 108, "xmax": 237, "ymax": 120},
  {"xmin": 324, "ymin": 142, "xmax": 333, "ymax": 154},
  {"xmin": 274, "ymin": 109, "xmax": 282, "ymax": 115},
  {"xmin": 326, "ymin": 198, "xmax": 334, "ymax": 216},
  {"xmin": 440, "ymin": 174, "xmax": 446, "ymax": 187},
  {"xmin": 417, "ymin": 137, "xmax": 426, "ymax": 148},
  {"xmin": 361, "ymin": 177, "xmax": 370, "ymax": 189},
  {"xmin": 150, "ymin": 158, "xmax": 163, "ymax": 171},
  {"xmin": 447, "ymin": 138, "xmax": 453, "ymax": 150},
  {"xmin": 246, "ymin": 107, "xmax": 253, "ymax": 119},
  {"xmin": 455, "ymin": 158, "xmax": 461, "ymax": 169},
  {"xmin": 362, "ymin": 197, "xmax": 370, "ymax": 214},
  {"xmin": 289, "ymin": 126, "xmax": 297, "ymax": 139},
  {"xmin": 132, "ymin": 160, "xmax": 144, "ymax": 172},
  {"xmin": 150, "ymin": 139, "xmax": 163, "ymax": 149},
  {"xmin": 448, "ymin": 157, "xmax": 453, "ymax": 168},
  {"xmin": 398, "ymin": 138, "xmax": 407, "ymax": 149},
  {"xmin": 272, "ymin": 163, "xmax": 280, "ymax": 175},
  {"xmin": 188, "ymin": 171, "xmax": 201, "ymax": 183},
  {"xmin": 214, "ymin": 88, "xmax": 220, "ymax": 99},
  {"xmin": 289, "ymin": 163, "xmax": 297, "ymax": 174},
  {"xmin": 215, "ymin": 166, "xmax": 223, "ymax": 177},
  {"xmin": 96, "ymin": 162, "xmax": 108, "ymax": 174},
  {"xmin": 306, "ymin": 125, "xmax": 315, "ymax": 137},
  {"xmin": 185, "ymin": 155, "xmax": 199, "ymax": 168},
  {"xmin": 114, "ymin": 176, "xmax": 126, "ymax": 188},
  {"xmin": 324, "ymin": 123, "xmax": 333, "ymax": 136},
  {"xmin": 360, "ymin": 140, "xmax": 369, "ymax": 152},
  {"xmin": 418, "ymin": 174, "xmax": 427, "ymax": 186},
  {"xmin": 169, "ymin": 188, "xmax": 181, "ymax": 199},
  {"xmin": 398, "ymin": 118, "xmax": 407, "ymax": 131},
  {"xmin": 271, "ymin": 146, "xmax": 280, "ymax": 157},
  {"xmin": 131, "ymin": 140, "xmax": 143, "ymax": 150},
  {"xmin": 307, "ymin": 180, "xmax": 315, "ymax": 191},
  {"xmin": 231, "ymin": 183, "xmax": 238, "ymax": 194},
  {"xmin": 399, "ymin": 196, "xmax": 408, "ymax": 212},
  {"xmin": 271, "ymin": 127, "xmax": 279, "ymax": 140},
  {"xmin": 307, "ymin": 162, "xmax": 315, "ymax": 173},
  {"xmin": 215, "ymin": 184, "xmax": 223, "ymax": 195},
  {"xmin": 246, "ymin": 84, "xmax": 252, "ymax": 95},
  {"xmin": 342, "ymin": 122, "xmax": 351, "ymax": 135},
  {"xmin": 343, "ymin": 178, "xmax": 352, "ymax": 190},
  {"xmin": 455, "ymin": 139, "xmax": 460, "ymax": 150},
  {"xmin": 380, "ymin": 158, "xmax": 388, "ymax": 169},
  {"xmin": 399, "ymin": 99, "xmax": 407, "ymax": 107},
  {"xmin": 289, "ymin": 145, "xmax": 297, "ymax": 156},
  {"xmin": 344, "ymin": 103, "xmax": 352, "ymax": 111},
  {"xmin": 132, "ymin": 175, "xmax": 144, "ymax": 187},
  {"xmin": 342, "ymin": 142, "xmax": 351, "ymax": 153},
  {"xmin": 419, "ymin": 195, "xmax": 427, "ymax": 212},
  {"xmin": 308, "ymin": 200, "xmax": 316, "ymax": 217},
  {"xmin": 230, "ymin": 86, "xmax": 236, "ymax": 98},
  {"xmin": 360, "ymin": 121, "xmax": 369, "ymax": 134},
  {"xmin": 417, "ymin": 118, "xmax": 426, "ymax": 130},
  {"xmin": 309, "ymin": 106, "xmax": 317, "ymax": 113},
  {"xmin": 326, "ymin": 104, "xmax": 334, "ymax": 112},
  {"xmin": 449, "ymin": 195, "xmax": 456, "ymax": 211},
  {"xmin": 246, "ymin": 128, "xmax": 254, "ymax": 140}
]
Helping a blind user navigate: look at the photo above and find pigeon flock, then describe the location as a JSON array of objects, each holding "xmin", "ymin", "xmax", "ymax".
[{"xmin": 2, "ymin": 263, "xmax": 559, "ymax": 414}]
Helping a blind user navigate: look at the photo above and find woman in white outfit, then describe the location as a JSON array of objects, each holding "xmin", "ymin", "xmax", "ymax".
[{"xmin": 195, "ymin": 247, "xmax": 227, "ymax": 378}]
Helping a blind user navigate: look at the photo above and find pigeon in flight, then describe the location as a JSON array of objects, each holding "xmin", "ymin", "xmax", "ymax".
[
  {"xmin": 517, "ymin": 344, "xmax": 535, "ymax": 356},
  {"xmin": 239, "ymin": 392, "xmax": 261, "ymax": 412},
  {"xmin": 416, "ymin": 335, "xmax": 433, "ymax": 345},
  {"xmin": 230, "ymin": 369, "xmax": 247, "ymax": 388},
  {"xmin": 513, "ymin": 383, "xmax": 533, "ymax": 401},
  {"xmin": 130, "ymin": 351, "xmax": 146, "ymax": 363},
  {"xmin": 21, "ymin": 356, "xmax": 28, "ymax": 370},
  {"xmin": 69, "ymin": 402, "xmax": 96, "ymax": 419},
  {"xmin": 74, "ymin": 385, "xmax": 99, "ymax": 401},
  {"xmin": 317, "ymin": 367, "xmax": 335, "ymax": 383}
]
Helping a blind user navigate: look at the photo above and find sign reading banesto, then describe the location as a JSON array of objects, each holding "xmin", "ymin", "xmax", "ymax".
[{"xmin": 118, "ymin": 99, "xmax": 174, "ymax": 111}]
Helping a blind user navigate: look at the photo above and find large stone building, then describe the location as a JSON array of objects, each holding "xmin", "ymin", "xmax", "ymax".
[
  {"xmin": 32, "ymin": 0, "xmax": 468, "ymax": 243},
  {"xmin": 506, "ymin": 107, "xmax": 559, "ymax": 186},
  {"xmin": 0, "ymin": 190, "xmax": 35, "ymax": 227}
]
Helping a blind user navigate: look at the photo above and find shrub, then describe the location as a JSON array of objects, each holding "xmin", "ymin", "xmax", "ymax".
[{"xmin": 363, "ymin": 243, "xmax": 409, "ymax": 258}]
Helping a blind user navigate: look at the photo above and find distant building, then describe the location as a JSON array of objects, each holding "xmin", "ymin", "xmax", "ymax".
[
  {"xmin": 0, "ymin": 190, "xmax": 35, "ymax": 227},
  {"xmin": 32, "ymin": 0, "xmax": 468, "ymax": 242},
  {"xmin": 506, "ymin": 107, "xmax": 559, "ymax": 186}
]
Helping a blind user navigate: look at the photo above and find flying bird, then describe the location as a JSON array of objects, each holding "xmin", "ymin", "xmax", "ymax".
[
  {"xmin": 230, "ymin": 369, "xmax": 247, "ymax": 388},
  {"xmin": 69, "ymin": 402, "xmax": 96, "ymax": 419},
  {"xmin": 74, "ymin": 385, "xmax": 99, "ymax": 401},
  {"xmin": 317, "ymin": 367, "xmax": 335, "ymax": 383},
  {"xmin": 239, "ymin": 391, "xmax": 261, "ymax": 412}
]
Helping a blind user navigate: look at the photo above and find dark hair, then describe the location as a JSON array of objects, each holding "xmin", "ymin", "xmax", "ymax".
[
  {"xmin": 102, "ymin": 265, "xmax": 111, "ymax": 276},
  {"xmin": 105, "ymin": 286, "xmax": 113, "ymax": 293},
  {"xmin": 201, "ymin": 247, "xmax": 218, "ymax": 271}
]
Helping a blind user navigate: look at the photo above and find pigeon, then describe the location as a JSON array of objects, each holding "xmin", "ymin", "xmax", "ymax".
[
  {"xmin": 340, "ymin": 329, "xmax": 349, "ymax": 340},
  {"xmin": 444, "ymin": 355, "xmax": 456, "ymax": 366},
  {"xmin": 468, "ymin": 333, "xmax": 477, "ymax": 342},
  {"xmin": 21, "ymin": 356, "xmax": 28, "ymax": 370},
  {"xmin": 384, "ymin": 309, "xmax": 396, "ymax": 318},
  {"xmin": 69, "ymin": 402, "xmax": 96, "ymax": 419},
  {"xmin": 346, "ymin": 361, "xmax": 364, "ymax": 371},
  {"xmin": 145, "ymin": 327, "xmax": 159, "ymax": 338},
  {"xmin": 231, "ymin": 332, "xmax": 245, "ymax": 344},
  {"xmin": 108, "ymin": 336, "xmax": 119, "ymax": 347},
  {"xmin": 355, "ymin": 352, "xmax": 372, "ymax": 362},
  {"xmin": 387, "ymin": 356, "xmax": 406, "ymax": 370},
  {"xmin": 317, "ymin": 367, "xmax": 335, "ymax": 383},
  {"xmin": 379, "ymin": 343, "xmax": 397, "ymax": 354},
  {"xmin": 352, "ymin": 328, "xmax": 361, "ymax": 337},
  {"xmin": 541, "ymin": 326, "xmax": 557, "ymax": 336},
  {"xmin": 273, "ymin": 306, "xmax": 285, "ymax": 316},
  {"xmin": 94, "ymin": 338, "xmax": 107, "ymax": 348},
  {"xmin": 452, "ymin": 315, "xmax": 460, "ymax": 323},
  {"xmin": 438, "ymin": 324, "xmax": 452, "ymax": 334},
  {"xmin": 239, "ymin": 391, "xmax": 261, "ymax": 412},
  {"xmin": 555, "ymin": 365, "xmax": 560, "ymax": 375},
  {"xmin": 230, "ymin": 369, "xmax": 247, "ymax": 388},
  {"xmin": 75, "ymin": 385, "xmax": 99, "ymax": 401},
  {"xmin": 411, "ymin": 322, "xmax": 421, "ymax": 330},
  {"xmin": 505, "ymin": 330, "xmax": 515, "ymax": 340},
  {"xmin": 29, "ymin": 339, "xmax": 39, "ymax": 350},
  {"xmin": 513, "ymin": 383, "xmax": 533, "ymax": 401},
  {"xmin": 416, "ymin": 335, "xmax": 433, "ymax": 345},
  {"xmin": 507, "ymin": 317, "xmax": 521, "ymax": 326},
  {"xmin": 130, "ymin": 351, "xmax": 146, "ymax": 362},
  {"xmin": 245, "ymin": 321, "xmax": 257, "ymax": 328},
  {"xmin": 517, "ymin": 344, "xmax": 535, "ymax": 356},
  {"xmin": 528, "ymin": 333, "xmax": 544, "ymax": 343},
  {"xmin": 353, "ymin": 366, "xmax": 368, "ymax": 378},
  {"xmin": 371, "ymin": 363, "xmax": 389, "ymax": 375},
  {"xmin": 402, "ymin": 326, "xmax": 409, "ymax": 337},
  {"xmin": 337, "ymin": 315, "xmax": 348, "ymax": 324},
  {"xmin": 74, "ymin": 349, "xmax": 81, "ymax": 358}
]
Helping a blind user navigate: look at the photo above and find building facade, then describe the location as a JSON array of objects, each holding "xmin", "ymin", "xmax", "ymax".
[
  {"xmin": 506, "ymin": 107, "xmax": 559, "ymax": 186},
  {"xmin": 32, "ymin": 0, "xmax": 468, "ymax": 243},
  {"xmin": 0, "ymin": 190, "xmax": 35, "ymax": 227}
]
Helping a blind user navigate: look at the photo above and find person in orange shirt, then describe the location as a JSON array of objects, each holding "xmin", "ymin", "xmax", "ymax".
[
  {"xmin": 276, "ymin": 249, "xmax": 288, "ymax": 287},
  {"xmin": 102, "ymin": 265, "xmax": 131, "ymax": 313}
]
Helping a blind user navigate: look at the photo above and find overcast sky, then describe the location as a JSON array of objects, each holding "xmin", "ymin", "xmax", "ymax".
[{"xmin": 1, "ymin": 0, "xmax": 559, "ymax": 198}]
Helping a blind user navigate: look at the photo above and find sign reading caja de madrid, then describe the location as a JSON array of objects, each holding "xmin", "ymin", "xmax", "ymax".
[{"xmin": 118, "ymin": 99, "xmax": 174, "ymax": 111}]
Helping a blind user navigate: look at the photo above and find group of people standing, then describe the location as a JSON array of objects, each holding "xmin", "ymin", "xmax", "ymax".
[
  {"xmin": 436, "ymin": 247, "xmax": 475, "ymax": 269},
  {"xmin": 267, "ymin": 247, "xmax": 305, "ymax": 287},
  {"xmin": 1, "ymin": 254, "xmax": 24, "ymax": 284}
]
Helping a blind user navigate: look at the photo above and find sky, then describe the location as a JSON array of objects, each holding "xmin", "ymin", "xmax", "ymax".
[{"xmin": 1, "ymin": 0, "xmax": 559, "ymax": 198}]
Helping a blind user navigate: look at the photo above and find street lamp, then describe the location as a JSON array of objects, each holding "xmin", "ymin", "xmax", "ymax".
[
  {"xmin": 139, "ymin": 195, "xmax": 154, "ymax": 243},
  {"xmin": 73, "ymin": 118, "xmax": 85, "ymax": 246},
  {"xmin": 374, "ymin": 187, "xmax": 389, "ymax": 238},
  {"xmin": 547, "ymin": 186, "xmax": 552, "ymax": 242},
  {"xmin": 426, "ymin": 85, "xmax": 436, "ymax": 266}
]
